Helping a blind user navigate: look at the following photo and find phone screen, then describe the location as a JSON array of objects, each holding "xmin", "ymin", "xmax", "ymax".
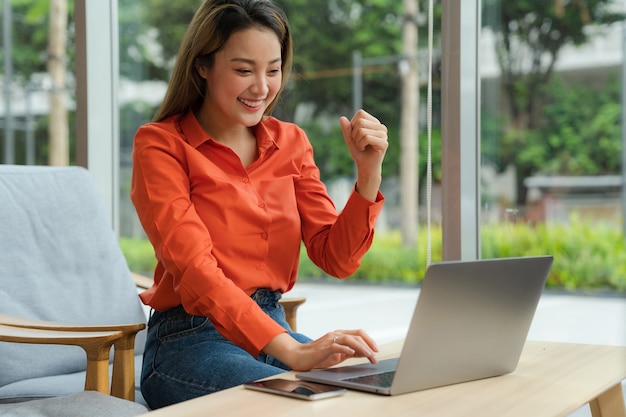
[{"xmin": 243, "ymin": 378, "xmax": 347, "ymax": 400}]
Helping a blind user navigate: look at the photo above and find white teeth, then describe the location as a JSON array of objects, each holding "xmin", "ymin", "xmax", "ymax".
[{"xmin": 239, "ymin": 98, "xmax": 263, "ymax": 107}]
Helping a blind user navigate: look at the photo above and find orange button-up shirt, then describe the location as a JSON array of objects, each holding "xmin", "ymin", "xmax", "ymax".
[{"xmin": 131, "ymin": 111, "xmax": 384, "ymax": 356}]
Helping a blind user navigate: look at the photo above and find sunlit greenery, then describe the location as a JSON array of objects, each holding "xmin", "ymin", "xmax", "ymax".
[{"xmin": 121, "ymin": 216, "xmax": 626, "ymax": 292}]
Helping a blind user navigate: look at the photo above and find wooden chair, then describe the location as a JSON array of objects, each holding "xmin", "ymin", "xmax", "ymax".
[
  {"xmin": 0, "ymin": 165, "xmax": 148, "ymax": 404},
  {"xmin": 0, "ymin": 315, "xmax": 145, "ymax": 401}
]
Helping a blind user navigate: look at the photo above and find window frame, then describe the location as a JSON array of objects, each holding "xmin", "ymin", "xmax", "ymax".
[{"xmin": 75, "ymin": 0, "xmax": 120, "ymax": 235}]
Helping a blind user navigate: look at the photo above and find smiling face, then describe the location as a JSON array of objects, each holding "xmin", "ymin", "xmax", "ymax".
[{"xmin": 196, "ymin": 27, "xmax": 283, "ymax": 136}]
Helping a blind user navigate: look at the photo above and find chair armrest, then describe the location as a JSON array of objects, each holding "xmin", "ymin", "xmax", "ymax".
[
  {"xmin": 0, "ymin": 324, "xmax": 122, "ymax": 395},
  {"xmin": 280, "ymin": 297, "xmax": 306, "ymax": 332},
  {"xmin": 0, "ymin": 313, "xmax": 145, "ymax": 334},
  {"xmin": 0, "ymin": 314, "xmax": 145, "ymax": 401},
  {"xmin": 131, "ymin": 272, "xmax": 154, "ymax": 290}
]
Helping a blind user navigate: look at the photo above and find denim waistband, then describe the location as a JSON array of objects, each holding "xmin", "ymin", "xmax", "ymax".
[
  {"xmin": 250, "ymin": 288, "xmax": 282, "ymax": 305},
  {"xmin": 150, "ymin": 289, "xmax": 282, "ymax": 322}
]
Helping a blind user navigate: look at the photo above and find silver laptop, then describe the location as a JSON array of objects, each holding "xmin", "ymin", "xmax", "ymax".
[{"xmin": 296, "ymin": 255, "xmax": 553, "ymax": 395}]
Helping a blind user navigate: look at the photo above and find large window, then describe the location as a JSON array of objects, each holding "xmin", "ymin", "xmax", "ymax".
[
  {"xmin": 479, "ymin": 1, "xmax": 625, "ymax": 289},
  {"xmin": 1, "ymin": 0, "xmax": 75, "ymax": 167},
  {"xmin": 2, "ymin": 1, "xmax": 624, "ymax": 291}
]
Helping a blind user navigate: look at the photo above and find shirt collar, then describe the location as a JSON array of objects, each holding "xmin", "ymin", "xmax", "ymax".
[
  {"xmin": 253, "ymin": 118, "xmax": 281, "ymax": 155},
  {"xmin": 180, "ymin": 111, "xmax": 280, "ymax": 153}
]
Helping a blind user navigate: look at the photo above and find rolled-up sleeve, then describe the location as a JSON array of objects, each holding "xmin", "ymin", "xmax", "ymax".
[{"xmin": 295, "ymin": 135, "xmax": 384, "ymax": 278}]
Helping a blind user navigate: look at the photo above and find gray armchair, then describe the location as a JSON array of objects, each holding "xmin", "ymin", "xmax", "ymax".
[
  {"xmin": 0, "ymin": 165, "xmax": 147, "ymax": 405},
  {"xmin": 0, "ymin": 164, "xmax": 306, "ymax": 414}
]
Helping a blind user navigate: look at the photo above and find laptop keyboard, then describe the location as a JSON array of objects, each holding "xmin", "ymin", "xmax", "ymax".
[{"xmin": 343, "ymin": 370, "xmax": 396, "ymax": 388}]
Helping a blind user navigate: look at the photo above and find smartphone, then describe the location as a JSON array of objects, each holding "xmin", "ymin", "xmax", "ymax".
[{"xmin": 243, "ymin": 378, "xmax": 347, "ymax": 400}]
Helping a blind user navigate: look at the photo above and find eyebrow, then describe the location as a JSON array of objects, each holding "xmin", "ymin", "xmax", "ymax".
[{"xmin": 230, "ymin": 57, "xmax": 282, "ymax": 65}]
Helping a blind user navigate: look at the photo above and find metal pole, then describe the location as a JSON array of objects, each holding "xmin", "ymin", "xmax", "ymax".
[
  {"xmin": 352, "ymin": 50, "xmax": 362, "ymax": 114},
  {"xmin": 351, "ymin": 50, "xmax": 363, "ymax": 183},
  {"xmin": 440, "ymin": 0, "xmax": 481, "ymax": 261},
  {"xmin": 3, "ymin": 0, "xmax": 14, "ymax": 164},
  {"xmin": 400, "ymin": 0, "xmax": 419, "ymax": 247},
  {"xmin": 26, "ymin": 86, "xmax": 35, "ymax": 165}
]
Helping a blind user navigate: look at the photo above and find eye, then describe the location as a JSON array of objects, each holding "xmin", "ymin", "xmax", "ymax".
[
  {"xmin": 268, "ymin": 68, "xmax": 281, "ymax": 76},
  {"xmin": 236, "ymin": 68, "xmax": 253, "ymax": 75}
]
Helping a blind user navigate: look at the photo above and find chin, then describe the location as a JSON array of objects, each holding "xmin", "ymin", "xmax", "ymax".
[{"xmin": 241, "ymin": 114, "xmax": 265, "ymax": 127}]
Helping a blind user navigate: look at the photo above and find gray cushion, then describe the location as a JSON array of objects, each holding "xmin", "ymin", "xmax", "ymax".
[
  {"xmin": 0, "ymin": 355, "xmax": 146, "ymax": 407},
  {"xmin": 0, "ymin": 166, "xmax": 147, "ymax": 397},
  {"xmin": 0, "ymin": 391, "xmax": 148, "ymax": 417}
]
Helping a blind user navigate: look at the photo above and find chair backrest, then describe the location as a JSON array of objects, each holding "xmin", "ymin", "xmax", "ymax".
[{"xmin": 0, "ymin": 165, "xmax": 146, "ymax": 388}]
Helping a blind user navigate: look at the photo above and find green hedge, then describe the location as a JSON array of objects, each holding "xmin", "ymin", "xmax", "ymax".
[
  {"xmin": 480, "ymin": 217, "xmax": 626, "ymax": 292},
  {"xmin": 118, "ymin": 237, "xmax": 158, "ymax": 275},
  {"xmin": 120, "ymin": 218, "xmax": 626, "ymax": 292}
]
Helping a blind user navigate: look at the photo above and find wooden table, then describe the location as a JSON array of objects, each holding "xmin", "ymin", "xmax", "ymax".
[{"xmin": 139, "ymin": 340, "xmax": 626, "ymax": 417}]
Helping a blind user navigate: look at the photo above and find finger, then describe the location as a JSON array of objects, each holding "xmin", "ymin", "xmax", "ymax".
[
  {"xmin": 353, "ymin": 329, "xmax": 380, "ymax": 352},
  {"xmin": 353, "ymin": 131, "xmax": 389, "ymax": 153},
  {"xmin": 339, "ymin": 116, "xmax": 353, "ymax": 148},
  {"xmin": 351, "ymin": 109, "xmax": 381, "ymax": 126},
  {"xmin": 335, "ymin": 329, "xmax": 379, "ymax": 349},
  {"xmin": 347, "ymin": 111, "xmax": 386, "ymax": 138},
  {"xmin": 332, "ymin": 332, "xmax": 378, "ymax": 363},
  {"xmin": 348, "ymin": 330, "xmax": 379, "ymax": 352},
  {"xmin": 342, "ymin": 112, "xmax": 388, "ymax": 154},
  {"xmin": 328, "ymin": 335, "xmax": 356, "ymax": 356},
  {"xmin": 350, "ymin": 116, "xmax": 388, "ymax": 150}
]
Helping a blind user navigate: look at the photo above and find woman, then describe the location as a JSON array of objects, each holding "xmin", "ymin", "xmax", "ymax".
[{"xmin": 131, "ymin": 0, "xmax": 388, "ymax": 409}]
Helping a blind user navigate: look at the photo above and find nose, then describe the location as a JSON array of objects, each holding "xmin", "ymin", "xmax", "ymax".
[{"xmin": 250, "ymin": 74, "xmax": 269, "ymax": 96}]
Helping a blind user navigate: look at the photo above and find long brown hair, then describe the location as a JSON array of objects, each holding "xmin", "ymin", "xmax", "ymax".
[{"xmin": 153, "ymin": 0, "xmax": 293, "ymax": 122}]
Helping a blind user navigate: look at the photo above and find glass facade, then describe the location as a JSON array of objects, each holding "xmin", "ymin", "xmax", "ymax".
[
  {"xmin": 479, "ymin": 1, "xmax": 625, "ymax": 288},
  {"xmin": 480, "ymin": 1, "xmax": 625, "ymax": 231},
  {"xmin": 1, "ymin": 0, "xmax": 624, "ymax": 287}
]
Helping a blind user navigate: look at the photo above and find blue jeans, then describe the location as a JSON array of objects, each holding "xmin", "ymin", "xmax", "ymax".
[{"xmin": 140, "ymin": 289, "xmax": 312, "ymax": 409}]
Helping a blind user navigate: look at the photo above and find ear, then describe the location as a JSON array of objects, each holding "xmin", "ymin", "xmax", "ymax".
[{"xmin": 196, "ymin": 63, "xmax": 209, "ymax": 79}]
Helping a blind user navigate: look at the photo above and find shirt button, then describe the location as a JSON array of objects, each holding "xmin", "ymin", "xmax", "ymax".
[
  {"xmin": 258, "ymin": 202, "xmax": 266, "ymax": 208},
  {"xmin": 256, "ymin": 263, "xmax": 265, "ymax": 271},
  {"xmin": 242, "ymin": 177, "xmax": 250, "ymax": 183},
  {"xmin": 260, "ymin": 232, "xmax": 268, "ymax": 240}
]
